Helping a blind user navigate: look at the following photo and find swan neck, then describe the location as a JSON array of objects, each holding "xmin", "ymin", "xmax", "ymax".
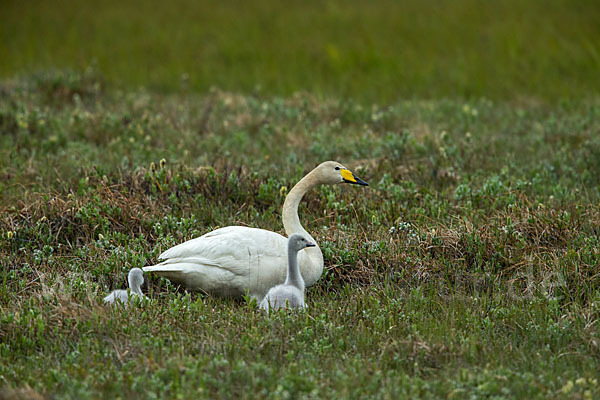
[
  {"xmin": 282, "ymin": 173, "xmax": 314, "ymax": 238},
  {"xmin": 281, "ymin": 168, "xmax": 324, "ymax": 286},
  {"xmin": 285, "ymin": 246, "xmax": 304, "ymax": 290}
]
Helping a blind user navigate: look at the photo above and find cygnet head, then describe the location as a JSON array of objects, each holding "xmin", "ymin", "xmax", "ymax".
[
  {"xmin": 127, "ymin": 268, "xmax": 144, "ymax": 291},
  {"xmin": 288, "ymin": 233, "xmax": 316, "ymax": 252},
  {"xmin": 313, "ymin": 161, "xmax": 369, "ymax": 186}
]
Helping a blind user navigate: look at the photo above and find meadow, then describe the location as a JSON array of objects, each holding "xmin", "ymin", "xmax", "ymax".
[
  {"xmin": 1, "ymin": 70, "xmax": 599, "ymax": 398},
  {"xmin": 1, "ymin": 0, "xmax": 600, "ymax": 398}
]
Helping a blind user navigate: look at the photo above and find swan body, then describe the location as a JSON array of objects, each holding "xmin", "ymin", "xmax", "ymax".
[
  {"xmin": 103, "ymin": 268, "xmax": 147, "ymax": 305},
  {"xmin": 260, "ymin": 233, "xmax": 314, "ymax": 312},
  {"xmin": 143, "ymin": 161, "xmax": 368, "ymax": 299},
  {"xmin": 144, "ymin": 226, "xmax": 314, "ymax": 298}
]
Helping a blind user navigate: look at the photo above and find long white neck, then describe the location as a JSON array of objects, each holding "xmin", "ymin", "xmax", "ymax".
[
  {"xmin": 282, "ymin": 170, "xmax": 324, "ymax": 281},
  {"xmin": 284, "ymin": 245, "xmax": 304, "ymax": 290}
]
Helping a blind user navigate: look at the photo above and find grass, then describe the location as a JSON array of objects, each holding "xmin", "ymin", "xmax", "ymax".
[
  {"xmin": 1, "ymin": 71, "xmax": 599, "ymax": 398},
  {"xmin": 1, "ymin": 0, "xmax": 600, "ymax": 102}
]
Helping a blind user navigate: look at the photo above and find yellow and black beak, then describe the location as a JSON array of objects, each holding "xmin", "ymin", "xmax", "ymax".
[{"xmin": 341, "ymin": 169, "xmax": 369, "ymax": 186}]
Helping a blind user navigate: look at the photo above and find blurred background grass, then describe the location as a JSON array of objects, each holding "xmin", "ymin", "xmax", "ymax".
[{"xmin": 2, "ymin": 0, "xmax": 599, "ymax": 102}]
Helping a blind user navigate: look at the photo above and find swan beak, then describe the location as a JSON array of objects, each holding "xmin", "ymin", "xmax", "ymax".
[
  {"xmin": 341, "ymin": 169, "xmax": 369, "ymax": 186},
  {"xmin": 306, "ymin": 241, "xmax": 316, "ymax": 247}
]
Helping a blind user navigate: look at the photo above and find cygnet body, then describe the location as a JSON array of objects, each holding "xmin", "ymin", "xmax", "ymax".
[
  {"xmin": 103, "ymin": 268, "xmax": 147, "ymax": 305},
  {"xmin": 260, "ymin": 233, "xmax": 315, "ymax": 311}
]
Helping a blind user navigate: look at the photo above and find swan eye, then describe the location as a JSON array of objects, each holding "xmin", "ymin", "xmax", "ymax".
[{"xmin": 334, "ymin": 166, "xmax": 340, "ymax": 170}]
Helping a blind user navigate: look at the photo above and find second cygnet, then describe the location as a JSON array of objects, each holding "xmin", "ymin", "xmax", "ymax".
[
  {"xmin": 260, "ymin": 233, "xmax": 315, "ymax": 312},
  {"xmin": 103, "ymin": 268, "xmax": 147, "ymax": 306}
]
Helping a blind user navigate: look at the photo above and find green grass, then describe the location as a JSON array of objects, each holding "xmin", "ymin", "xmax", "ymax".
[
  {"xmin": 1, "ymin": 71, "xmax": 600, "ymax": 398},
  {"xmin": 1, "ymin": 0, "xmax": 600, "ymax": 102}
]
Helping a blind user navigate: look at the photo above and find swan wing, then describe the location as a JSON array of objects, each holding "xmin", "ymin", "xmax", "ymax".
[
  {"xmin": 158, "ymin": 226, "xmax": 288, "ymax": 272},
  {"xmin": 143, "ymin": 226, "xmax": 291, "ymax": 297}
]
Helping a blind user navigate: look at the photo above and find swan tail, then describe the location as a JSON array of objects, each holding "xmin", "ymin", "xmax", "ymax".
[{"xmin": 142, "ymin": 265, "xmax": 185, "ymax": 273}]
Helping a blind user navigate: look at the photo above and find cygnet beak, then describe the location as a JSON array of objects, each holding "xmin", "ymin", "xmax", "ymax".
[{"xmin": 306, "ymin": 241, "xmax": 316, "ymax": 247}]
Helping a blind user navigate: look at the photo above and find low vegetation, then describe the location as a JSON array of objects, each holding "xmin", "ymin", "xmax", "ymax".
[{"xmin": 1, "ymin": 72, "xmax": 599, "ymax": 398}]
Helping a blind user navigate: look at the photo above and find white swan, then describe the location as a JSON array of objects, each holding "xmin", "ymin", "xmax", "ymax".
[
  {"xmin": 259, "ymin": 233, "xmax": 314, "ymax": 311},
  {"xmin": 103, "ymin": 268, "xmax": 147, "ymax": 305},
  {"xmin": 143, "ymin": 161, "xmax": 368, "ymax": 299}
]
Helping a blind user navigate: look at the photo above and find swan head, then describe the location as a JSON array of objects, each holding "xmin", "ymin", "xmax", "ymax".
[
  {"xmin": 128, "ymin": 268, "xmax": 145, "ymax": 290},
  {"xmin": 315, "ymin": 161, "xmax": 368, "ymax": 186},
  {"xmin": 288, "ymin": 233, "xmax": 317, "ymax": 252}
]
